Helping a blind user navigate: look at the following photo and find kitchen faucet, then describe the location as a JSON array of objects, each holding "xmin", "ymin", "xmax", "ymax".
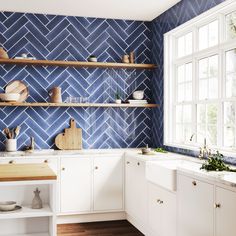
[{"xmin": 190, "ymin": 134, "xmax": 211, "ymax": 159}]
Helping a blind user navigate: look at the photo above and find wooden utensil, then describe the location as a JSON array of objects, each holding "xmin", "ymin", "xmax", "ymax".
[
  {"xmin": 3, "ymin": 128, "xmax": 12, "ymax": 139},
  {"xmin": 5, "ymin": 80, "xmax": 29, "ymax": 102},
  {"xmin": 14, "ymin": 126, "xmax": 21, "ymax": 138},
  {"xmin": 55, "ymin": 119, "xmax": 82, "ymax": 150}
]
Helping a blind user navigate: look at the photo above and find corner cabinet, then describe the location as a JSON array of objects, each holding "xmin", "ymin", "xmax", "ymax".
[{"xmin": 60, "ymin": 155, "xmax": 124, "ymax": 214}]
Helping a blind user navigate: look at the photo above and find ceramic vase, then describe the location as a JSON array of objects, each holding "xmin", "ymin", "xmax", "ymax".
[{"xmin": 32, "ymin": 188, "xmax": 43, "ymax": 209}]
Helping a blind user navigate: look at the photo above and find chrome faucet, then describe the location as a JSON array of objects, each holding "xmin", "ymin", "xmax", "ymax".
[
  {"xmin": 190, "ymin": 134, "xmax": 211, "ymax": 159},
  {"xmin": 198, "ymin": 138, "xmax": 211, "ymax": 159}
]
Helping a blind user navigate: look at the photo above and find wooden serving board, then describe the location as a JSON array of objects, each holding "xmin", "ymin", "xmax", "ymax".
[
  {"xmin": 0, "ymin": 164, "xmax": 57, "ymax": 182},
  {"xmin": 55, "ymin": 119, "xmax": 82, "ymax": 150},
  {"xmin": 5, "ymin": 80, "xmax": 29, "ymax": 102}
]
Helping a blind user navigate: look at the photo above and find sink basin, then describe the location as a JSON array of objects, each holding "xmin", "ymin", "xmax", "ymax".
[{"xmin": 146, "ymin": 159, "xmax": 201, "ymax": 191}]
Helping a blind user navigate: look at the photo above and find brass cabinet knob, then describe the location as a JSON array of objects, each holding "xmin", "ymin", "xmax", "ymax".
[
  {"xmin": 95, "ymin": 166, "xmax": 98, "ymax": 170},
  {"xmin": 137, "ymin": 162, "xmax": 140, "ymax": 166},
  {"xmin": 157, "ymin": 199, "xmax": 163, "ymax": 204},
  {"xmin": 214, "ymin": 203, "xmax": 221, "ymax": 208},
  {"xmin": 192, "ymin": 181, "xmax": 197, "ymax": 186},
  {"xmin": 62, "ymin": 167, "xmax": 65, "ymax": 171},
  {"xmin": 126, "ymin": 161, "xmax": 130, "ymax": 164},
  {"xmin": 44, "ymin": 160, "xmax": 48, "ymax": 163},
  {"xmin": 9, "ymin": 160, "xmax": 15, "ymax": 164}
]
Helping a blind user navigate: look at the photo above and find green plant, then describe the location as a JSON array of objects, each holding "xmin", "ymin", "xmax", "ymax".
[
  {"xmin": 200, "ymin": 151, "xmax": 236, "ymax": 172},
  {"xmin": 115, "ymin": 92, "xmax": 121, "ymax": 100},
  {"xmin": 154, "ymin": 147, "xmax": 168, "ymax": 153}
]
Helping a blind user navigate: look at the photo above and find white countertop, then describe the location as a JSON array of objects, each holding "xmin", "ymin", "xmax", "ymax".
[{"xmin": 2, "ymin": 148, "xmax": 236, "ymax": 188}]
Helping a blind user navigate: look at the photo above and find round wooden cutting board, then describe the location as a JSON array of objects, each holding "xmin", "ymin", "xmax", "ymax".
[{"xmin": 5, "ymin": 80, "xmax": 29, "ymax": 102}]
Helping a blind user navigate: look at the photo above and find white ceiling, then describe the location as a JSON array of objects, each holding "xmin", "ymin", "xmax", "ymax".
[{"xmin": 0, "ymin": 0, "xmax": 180, "ymax": 21}]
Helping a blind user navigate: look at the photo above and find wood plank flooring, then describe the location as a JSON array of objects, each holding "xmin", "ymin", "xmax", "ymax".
[{"xmin": 57, "ymin": 220, "xmax": 144, "ymax": 236}]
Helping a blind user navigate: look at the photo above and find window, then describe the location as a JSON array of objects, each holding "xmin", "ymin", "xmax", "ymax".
[{"xmin": 164, "ymin": 1, "xmax": 236, "ymax": 155}]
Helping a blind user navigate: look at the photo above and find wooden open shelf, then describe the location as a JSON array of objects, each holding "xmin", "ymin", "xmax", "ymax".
[
  {"xmin": 0, "ymin": 102, "xmax": 158, "ymax": 108},
  {"xmin": 0, "ymin": 59, "xmax": 157, "ymax": 70}
]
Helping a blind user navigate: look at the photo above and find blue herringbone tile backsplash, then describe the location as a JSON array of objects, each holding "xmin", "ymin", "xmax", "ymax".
[{"xmin": 0, "ymin": 12, "xmax": 154, "ymax": 150}]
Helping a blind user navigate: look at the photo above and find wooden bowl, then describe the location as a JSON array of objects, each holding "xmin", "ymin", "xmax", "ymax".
[{"xmin": 0, "ymin": 93, "xmax": 20, "ymax": 102}]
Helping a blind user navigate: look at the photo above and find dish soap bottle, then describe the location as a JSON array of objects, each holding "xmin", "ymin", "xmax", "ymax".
[{"xmin": 32, "ymin": 188, "xmax": 43, "ymax": 209}]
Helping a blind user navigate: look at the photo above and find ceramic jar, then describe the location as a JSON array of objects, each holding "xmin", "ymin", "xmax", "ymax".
[
  {"xmin": 5, "ymin": 139, "xmax": 17, "ymax": 152},
  {"xmin": 49, "ymin": 87, "xmax": 62, "ymax": 103}
]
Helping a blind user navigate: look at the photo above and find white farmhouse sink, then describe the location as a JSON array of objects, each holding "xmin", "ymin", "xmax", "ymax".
[{"xmin": 146, "ymin": 159, "xmax": 201, "ymax": 191}]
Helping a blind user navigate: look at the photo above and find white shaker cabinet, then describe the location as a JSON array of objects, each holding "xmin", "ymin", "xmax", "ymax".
[
  {"xmin": 148, "ymin": 182, "xmax": 176, "ymax": 236},
  {"xmin": 60, "ymin": 157, "xmax": 92, "ymax": 213},
  {"xmin": 177, "ymin": 174, "xmax": 214, "ymax": 236},
  {"xmin": 215, "ymin": 186, "xmax": 236, "ymax": 236},
  {"xmin": 125, "ymin": 156, "xmax": 147, "ymax": 233},
  {"xmin": 93, "ymin": 155, "xmax": 123, "ymax": 211}
]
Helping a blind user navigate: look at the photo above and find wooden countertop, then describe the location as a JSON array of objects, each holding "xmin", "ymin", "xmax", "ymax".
[{"xmin": 0, "ymin": 163, "xmax": 57, "ymax": 182}]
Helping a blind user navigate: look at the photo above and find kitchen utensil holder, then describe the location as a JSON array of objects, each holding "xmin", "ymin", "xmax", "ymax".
[{"xmin": 5, "ymin": 139, "xmax": 17, "ymax": 152}]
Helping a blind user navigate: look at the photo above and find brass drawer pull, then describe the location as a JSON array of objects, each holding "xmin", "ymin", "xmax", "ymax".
[
  {"xmin": 192, "ymin": 181, "xmax": 197, "ymax": 186},
  {"xmin": 62, "ymin": 167, "xmax": 65, "ymax": 171},
  {"xmin": 126, "ymin": 161, "xmax": 130, "ymax": 164},
  {"xmin": 44, "ymin": 160, "xmax": 48, "ymax": 163},
  {"xmin": 214, "ymin": 203, "xmax": 221, "ymax": 208},
  {"xmin": 9, "ymin": 160, "xmax": 15, "ymax": 164},
  {"xmin": 95, "ymin": 166, "xmax": 99, "ymax": 170},
  {"xmin": 137, "ymin": 162, "xmax": 140, "ymax": 166}
]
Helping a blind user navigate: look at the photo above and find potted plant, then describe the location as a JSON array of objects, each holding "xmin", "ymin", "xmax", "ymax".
[{"xmin": 115, "ymin": 92, "xmax": 122, "ymax": 104}]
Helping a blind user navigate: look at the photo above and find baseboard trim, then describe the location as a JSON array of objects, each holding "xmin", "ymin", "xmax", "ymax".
[{"xmin": 57, "ymin": 212, "xmax": 126, "ymax": 224}]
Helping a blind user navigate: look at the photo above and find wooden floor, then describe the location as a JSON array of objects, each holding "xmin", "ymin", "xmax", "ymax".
[{"xmin": 57, "ymin": 220, "xmax": 144, "ymax": 236}]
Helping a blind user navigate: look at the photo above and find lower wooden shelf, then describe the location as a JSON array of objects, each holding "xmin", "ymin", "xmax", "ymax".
[{"xmin": 0, "ymin": 102, "xmax": 158, "ymax": 108}]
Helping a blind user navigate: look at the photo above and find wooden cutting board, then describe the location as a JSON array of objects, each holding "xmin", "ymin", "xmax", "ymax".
[
  {"xmin": 55, "ymin": 119, "xmax": 82, "ymax": 150},
  {"xmin": 5, "ymin": 80, "xmax": 29, "ymax": 102}
]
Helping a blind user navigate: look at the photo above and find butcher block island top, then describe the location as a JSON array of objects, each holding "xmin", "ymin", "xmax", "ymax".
[{"xmin": 0, "ymin": 163, "xmax": 57, "ymax": 182}]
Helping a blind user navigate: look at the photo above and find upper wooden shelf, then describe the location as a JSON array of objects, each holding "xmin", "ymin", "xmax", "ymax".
[
  {"xmin": 0, "ymin": 102, "xmax": 158, "ymax": 108},
  {"xmin": 0, "ymin": 59, "xmax": 157, "ymax": 70}
]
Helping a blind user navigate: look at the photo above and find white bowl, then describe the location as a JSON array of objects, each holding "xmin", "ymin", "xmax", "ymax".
[
  {"xmin": 0, "ymin": 201, "xmax": 17, "ymax": 211},
  {"xmin": 0, "ymin": 93, "xmax": 20, "ymax": 102},
  {"xmin": 133, "ymin": 90, "xmax": 144, "ymax": 100}
]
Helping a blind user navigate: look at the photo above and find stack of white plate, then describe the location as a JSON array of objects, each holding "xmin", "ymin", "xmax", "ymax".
[{"xmin": 128, "ymin": 99, "xmax": 148, "ymax": 105}]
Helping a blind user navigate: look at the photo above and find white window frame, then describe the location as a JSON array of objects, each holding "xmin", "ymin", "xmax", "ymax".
[{"xmin": 164, "ymin": 0, "xmax": 236, "ymax": 157}]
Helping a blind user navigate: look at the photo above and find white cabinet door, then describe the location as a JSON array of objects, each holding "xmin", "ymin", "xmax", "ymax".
[
  {"xmin": 125, "ymin": 156, "xmax": 136, "ymax": 216},
  {"xmin": 60, "ymin": 157, "xmax": 91, "ymax": 213},
  {"xmin": 161, "ymin": 186, "xmax": 176, "ymax": 236},
  {"xmin": 148, "ymin": 183, "xmax": 176, "ymax": 236},
  {"xmin": 93, "ymin": 155, "xmax": 123, "ymax": 211},
  {"xmin": 177, "ymin": 174, "xmax": 214, "ymax": 236},
  {"xmin": 125, "ymin": 157, "xmax": 147, "ymax": 225},
  {"xmin": 215, "ymin": 186, "xmax": 236, "ymax": 236}
]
